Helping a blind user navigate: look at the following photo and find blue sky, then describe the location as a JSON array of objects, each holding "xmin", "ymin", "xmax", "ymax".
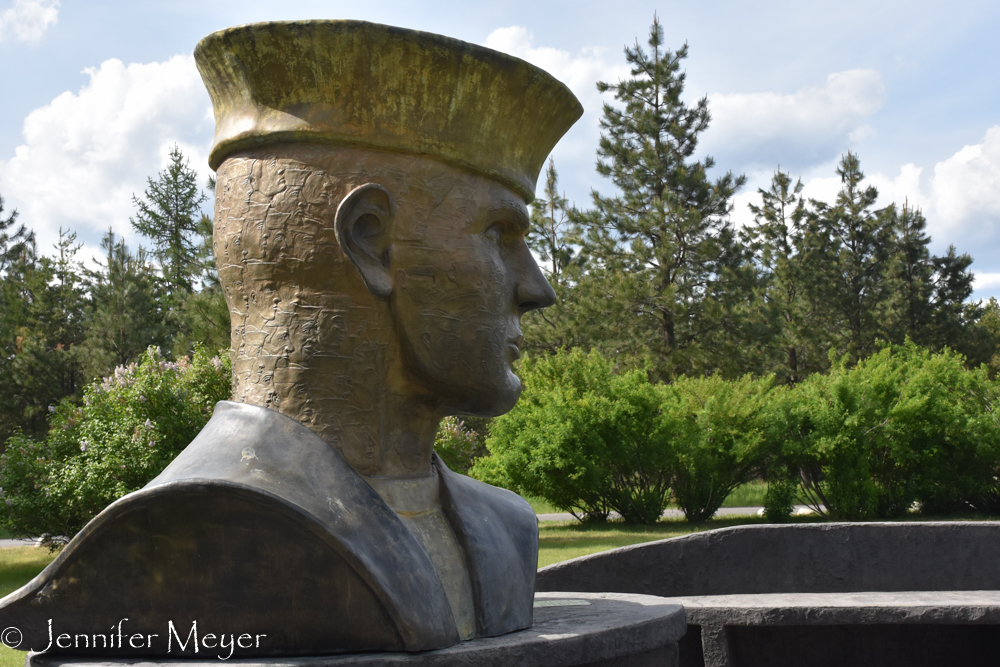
[{"xmin": 2, "ymin": 0, "xmax": 999, "ymax": 297}]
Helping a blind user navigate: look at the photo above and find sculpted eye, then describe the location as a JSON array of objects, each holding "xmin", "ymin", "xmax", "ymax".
[{"xmin": 484, "ymin": 224, "xmax": 503, "ymax": 246}]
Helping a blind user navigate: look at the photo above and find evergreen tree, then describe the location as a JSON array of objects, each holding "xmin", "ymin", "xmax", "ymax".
[
  {"xmin": 742, "ymin": 170, "xmax": 823, "ymax": 384},
  {"xmin": 0, "ymin": 230, "xmax": 87, "ymax": 442},
  {"xmin": 0, "ymin": 193, "xmax": 33, "ymax": 275},
  {"xmin": 522, "ymin": 160, "xmax": 590, "ymax": 355},
  {"xmin": 529, "ymin": 159, "xmax": 577, "ymax": 284},
  {"xmin": 976, "ymin": 298, "xmax": 1000, "ymax": 378},
  {"xmin": 130, "ymin": 145, "xmax": 208, "ymax": 294},
  {"xmin": 578, "ymin": 15, "xmax": 746, "ymax": 379},
  {"xmin": 78, "ymin": 229, "xmax": 169, "ymax": 379},
  {"xmin": 876, "ymin": 202, "xmax": 976, "ymax": 353},
  {"xmin": 804, "ymin": 152, "xmax": 895, "ymax": 363},
  {"xmin": 171, "ymin": 176, "xmax": 230, "ymax": 358}
]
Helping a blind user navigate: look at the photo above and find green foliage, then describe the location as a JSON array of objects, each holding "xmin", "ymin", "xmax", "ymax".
[
  {"xmin": 789, "ymin": 341, "xmax": 1000, "ymax": 519},
  {"xmin": 472, "ymin": 350, "xmax": 671, "ymax": 524},
  {"xmin": 434, "ymin": 416, "xmax": 488, "ymax": 475},
  {"xmin": 664, "ymin": 374, "xmax": 780, "ymax": 522},
  {"xmin": 803, "ymin": 152, "xmax": 895, "ymax": 364},
  {"xmin": 130, "ymin": 145, "xmax": 208, "ymax": 294},
  {"xmin": 170, "ymin": 207, "xmax": 231, "ymax": 360},
  {"xmin": 575, "ymin": 15, "xmax": 748, "ymax": 380},
  {"xmin": 0, "ymin": 346, "xmax": 231, "ymax": 541},
  {"xmin": 974, "ymin": 298, "xmax": 1000, "ymax": 378},
  {"xmin": 0, "ymin": 229, "xmax": 87, "ymax": 442},
  {"xmin": 742, "ymin": 170, "xmax": 822, "ymax": 384},
  {"xmin": 0, "ymin": 193, "xmax": 33, "ymax": 276},
  {"xmin": 762, "ymin": 479, "xmax": 797, "ymax": 522},
  {"xmin": 77, "ymin": 230, "xmax": 170, "ymax": 380},
  {"xmin": 738, "ymin": 156, "xmax": 982, "ymax": 385}
]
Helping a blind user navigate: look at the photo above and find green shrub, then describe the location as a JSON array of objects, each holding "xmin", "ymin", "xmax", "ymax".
[
  {"xmin": 790, "ymin": 341, "xmax": 1000, "ymax": 520},
  {"xmin": 762, "ymin": 479, "xmax": 797, "ymax": 522},
  {"xmin": 665, "ymin": 375, "xmax": 781, "ymax": 522},
  {"xmin": 0, "ymin": 346, "xmax": 230, "ymax": 542},
  {"xmin": 471, "ymin": 349, "xmax": 671, "ymax": 524}
]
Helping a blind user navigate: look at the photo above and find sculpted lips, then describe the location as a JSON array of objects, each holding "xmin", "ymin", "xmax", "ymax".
[{"xmin": 507, "ymin": 335, "xmax": 524, "ymax": 361}]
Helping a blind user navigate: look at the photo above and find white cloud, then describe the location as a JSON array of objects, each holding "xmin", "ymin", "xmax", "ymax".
[
  {"xmin": 484, "ymin": 26, "xmax": 626, "ymax": 112},
  {"xmin": 703, "ymin": 70, "xmax": 886, "ymax": 170},
  {"xmin": 847, "ymin": 128, "xmax": 1000, "ymax": 256},
  {"xmin": 800, "ymin": 173, "xmax": 844, "ymax": 206},
  {"xmin": 0, "ymin": 55, "xmax": 214, "ymax": 258},
  {"xmin": 972, "ymin": 272, "xmax": 1000, "ymax": 294},
  {"xmin": 483, "ymin": 26, "xmax": 629, "ymax": 204},
  {"xmin": 930, "ymin": 126, "xmax": 1000, "ymax": 234},
  {"xmin": 867, "ymin": 163, "xmax": 929, "ymax": 211},
  {"xmin": 0, "ymin": 0, "xmax": 58, "ymax": 43}
]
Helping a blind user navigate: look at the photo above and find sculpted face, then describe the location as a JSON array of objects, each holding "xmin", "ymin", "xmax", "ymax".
[
  {"xmin": 387, "ymin": 172, "xmax": 555, "ymax": 416},
  {"xmin": 218, "ymin": 149, "xmax": 556, "ymax": 472}
]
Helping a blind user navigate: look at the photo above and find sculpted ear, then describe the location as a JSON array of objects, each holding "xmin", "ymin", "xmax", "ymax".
[{"xmin": 334, "ymin": 184, "xmax": 395, "ymax": 298}]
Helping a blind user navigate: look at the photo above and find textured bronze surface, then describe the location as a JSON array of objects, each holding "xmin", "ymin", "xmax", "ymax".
[
  {"xmin": 216, "ymin": 144, "xmax": 555, "ymax": 477},
  {"xmin": 195, "ymin": 21, "xmax": 583, "ymax": 201},
  {"xmin": 0, "ymin": 20, "xmax": 579, "ymax": 657}
]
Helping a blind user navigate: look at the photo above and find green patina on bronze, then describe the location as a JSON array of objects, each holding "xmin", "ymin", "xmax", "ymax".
[{"xmin": 195, "ymin": 20, "xmax": 583, "ymax": 202}]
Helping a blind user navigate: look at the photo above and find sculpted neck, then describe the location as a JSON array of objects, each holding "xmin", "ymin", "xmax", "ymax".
[{"xmin": 232, "ymin": 322, "xmax": 443, "ymax": 478}]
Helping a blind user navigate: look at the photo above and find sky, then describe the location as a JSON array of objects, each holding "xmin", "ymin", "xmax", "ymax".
[{"xmin": 1, "ymin": 0, "xmax": 999, "ymax": 297}]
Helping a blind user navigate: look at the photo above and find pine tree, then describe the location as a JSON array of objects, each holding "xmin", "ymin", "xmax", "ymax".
[
  {"xmin": 130, "ymin": 145, "xmax": 208, "ymax": 294},
  {"xmin": 742, "ymin": 170, "xmax": 822, "ymax": 384},
  {"xmin": 578, "ymin": 15, "xmax": 746, "ymax": 378},
  {"xmin": 171, "ymin": 176, "xmax": 230, "ymax": 358},
  {"xmin": 0, "ymin": 193, "xmax": 33, "ymax": 276},
  {"xmin": 805, "ymin": 152, "xmax": 895, "ymax": 363},
  {"xmin": 529, "ymin": 159, "xmax": 577, "ymax": 285},
  {"xmin": 521, "ymin": 160, "xmax": 592, "ymax": 355},
  {"xmin": 0, "ymin": 230, "xmax": 87, "ymax": 441},
  {"xmin": 79, "ymin": 230, "xmax": 169, "ymax": 378}
]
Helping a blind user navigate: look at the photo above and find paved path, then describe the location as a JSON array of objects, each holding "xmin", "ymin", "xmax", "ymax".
[
  {"xmin": 0, "ymin": 537, "xmax": 43, "ymax": 548},
  {"xmin": 537, "ymin": 505, "xmax": 821, "ymax": 522}
]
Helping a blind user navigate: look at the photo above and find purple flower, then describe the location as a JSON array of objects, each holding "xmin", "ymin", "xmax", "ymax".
[
  {"xmin": 80, "ymin": 440, "xmax": 89, "ymax": 452},
  {"xmin": 48, "ymin": 405, "xmax": 56, "ymax": 413}
]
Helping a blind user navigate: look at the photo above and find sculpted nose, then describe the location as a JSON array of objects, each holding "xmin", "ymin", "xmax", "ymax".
[{"xmin": 515, "ymin": 247, "xmax": 557, "ymax": 313}]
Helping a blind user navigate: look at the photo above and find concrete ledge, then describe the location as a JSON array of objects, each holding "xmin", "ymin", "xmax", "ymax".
[
  {"xmin": 674, "ymin": 590, "xmax": 1000, "ymax": 625},
  {"xmin": 674, "ymin": 590, "xmax": 1000, "ymax": 666},
  {"xmin": 536, "ymin": 523, "xmax": 1000, "ymax": 667},
  {"xmin": 28, "ymin": 593, "xmax": 686, "ymax": 667}
]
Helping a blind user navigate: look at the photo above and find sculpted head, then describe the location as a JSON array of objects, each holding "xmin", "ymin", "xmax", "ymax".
[
  {"xmin": 216, "ymin": 145, "xmax": 553, "ymax": 410},
  {"xmin": 198, "ymin": 21, "xmax": 581, "ymax": 475}
]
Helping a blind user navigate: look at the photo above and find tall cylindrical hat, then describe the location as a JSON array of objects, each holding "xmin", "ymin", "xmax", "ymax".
[{"xmin": 195, "ymin": 20, "xmax": 583, "ymax": 202}]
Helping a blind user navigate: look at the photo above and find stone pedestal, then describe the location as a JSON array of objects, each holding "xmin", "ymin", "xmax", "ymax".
[{"xmin": 27, "ymin": 593, "xmax": 685, "ymax": 667}]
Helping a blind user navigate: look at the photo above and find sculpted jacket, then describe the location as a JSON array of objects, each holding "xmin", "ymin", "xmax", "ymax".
[{"xmin": 0, "ymin": 402, "xmax": 538, "ymax": 656}]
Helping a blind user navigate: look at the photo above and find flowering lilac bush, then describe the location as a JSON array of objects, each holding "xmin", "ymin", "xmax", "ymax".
[
  {"xmin": 434, "ymin": 416, "xmax": 487, "ymax": 474},
  {"xmin": 0, "ymin": 346, "xmax": 230, "ymax": 542}
]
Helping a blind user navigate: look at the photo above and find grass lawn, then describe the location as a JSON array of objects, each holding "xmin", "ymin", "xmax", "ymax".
[
  {"xmin": 537, "ymin": 515, "xmax": 818, "ymax": 567},
  {"xmin": 526, "ymin": 480, "xmax": 771, "ymax": 516},
  {"xmin": 0, "ymin": 547, "xmax": 57, "ymax": 667}
]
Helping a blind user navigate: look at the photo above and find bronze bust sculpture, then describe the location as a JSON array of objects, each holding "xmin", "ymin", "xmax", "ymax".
[{"xmin": 0, "ymin": 20, "xmax": 581, "ymax": 657}]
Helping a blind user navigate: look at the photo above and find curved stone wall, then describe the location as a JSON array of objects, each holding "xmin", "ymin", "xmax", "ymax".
[{"xmin": 536, "ymin": 522, "xmax": 1000, "ymax": 596}]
